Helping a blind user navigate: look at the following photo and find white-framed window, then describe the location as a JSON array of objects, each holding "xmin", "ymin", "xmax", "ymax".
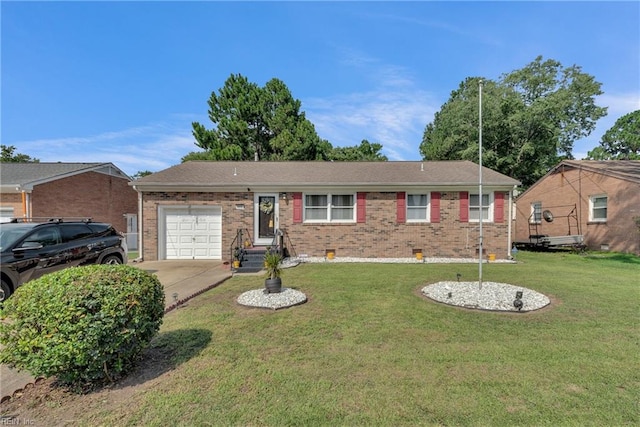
[
  {"xmin": 531, "ymin": 202, "xmax": 542, "ymax": 223},
  {"xmin": 304, "ymin": 193, "xmax": 355, "ymax": 223},
  {"xmin": 469, "ymin": 193, "xmax": 493, "ymax": 222},
  {"xmin": 0, "ymin": 207, "xmax": 15, "ymax": 223},
  {"xmin": 407, "ymin": 193, "xmax": 431, "ymax": 222},
  {"xmin": 589, "ymin": 195, "xmax": 608, "ymax": 222}
]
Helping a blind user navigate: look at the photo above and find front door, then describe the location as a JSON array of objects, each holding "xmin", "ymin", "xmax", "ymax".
[{"xmin": 254, "ymin": 194, "xmax": 278, "ymax": 246}]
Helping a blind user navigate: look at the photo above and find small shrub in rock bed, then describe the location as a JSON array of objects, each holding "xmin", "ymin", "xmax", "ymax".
[{"xmin": 0, "ymin": 264, "xmax": 164, "ymax": 386}]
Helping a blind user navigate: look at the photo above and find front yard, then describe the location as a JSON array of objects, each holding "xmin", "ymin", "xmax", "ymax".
[{"xmin": 2, "ymin": 251, "xmax": 638, "ymax": 426}]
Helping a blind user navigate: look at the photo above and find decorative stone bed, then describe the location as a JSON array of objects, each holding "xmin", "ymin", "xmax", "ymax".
[
  {"xmin": 421, "ymin": 281, "xmax": 550, "ymax": 312},
  {"xmin": 236, "ymin": 256, "xmax": 549, "ymax": 312},
  {"xmin": 237, "ymin": 288, "xmax": 307, "ymax": 310}
]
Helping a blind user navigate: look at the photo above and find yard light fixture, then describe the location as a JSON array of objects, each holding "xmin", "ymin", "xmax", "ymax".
[
  {"xmin": 173, "ymin": 292, "xmax": 179, "ymax": 304},
  {"xmin": 456, "ymin": 273, "xmax": 462, "ymax": 282},
  {"xmin": 514, "ymin": 291, "xmax": 523, "ymax": 311}
]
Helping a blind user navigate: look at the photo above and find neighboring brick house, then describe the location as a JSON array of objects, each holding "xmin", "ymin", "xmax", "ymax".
[
  {"xmin": 130, "ymin": 161, "xmax": 520, "ymax": 261},
  {"xmin": 0, "ymin": 163, "xmax": 138, "ymax": 240},
  {"xmin": 514, "ymin": 160, "xmax": 640, "ymax": 254}
]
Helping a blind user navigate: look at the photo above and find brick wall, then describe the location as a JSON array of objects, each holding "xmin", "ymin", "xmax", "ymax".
[
  {"xmin": 141, "ymin": 190, "xmax": 514, "ymax": 261},
  {"xmin": 515, "ymin": 167, "xmax": 640, "ymax": 254},
  {"xmin": 31, "ymin": 171, "xmax": 137, "ymax": 232},
  {"xmin": 0, "ymin": 193, "xmax": 24, "ymax": 217}
]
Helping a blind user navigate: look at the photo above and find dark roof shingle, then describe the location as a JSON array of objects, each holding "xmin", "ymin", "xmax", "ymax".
[
  {"xmin": 133, "ymin": 161, "xmax": 520, "ymax": 190},
  {"xmin": 0, "ymin": 162, "xmax": 129, "ymax": 189},
  {"xmin": 560, "ymin": 160, "xmax": 640, "ymax": 184}
]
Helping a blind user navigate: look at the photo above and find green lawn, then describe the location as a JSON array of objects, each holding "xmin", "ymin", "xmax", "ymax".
[{"xmin": 93, "ymin": 251, "xmax": 638, "ymax": 426}]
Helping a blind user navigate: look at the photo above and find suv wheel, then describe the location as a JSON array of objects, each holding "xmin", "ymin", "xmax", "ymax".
[
  {"xmin": 102, "ymin": 255, "xmax": 123, "ymax": 265},
  {"xmin": 0, "ymin": 279, "xmax": 11, "ymax": 303}
]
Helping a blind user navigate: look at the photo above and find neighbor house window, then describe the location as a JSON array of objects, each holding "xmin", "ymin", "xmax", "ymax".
[
  {"xmin": 469, "ymin": 193, "xmax": 492, "ymax": 222},
  {"xmin": 0, "ymin": 207, "xmax": 14, "ymax": 223},
  {"xmin": 531, "ymin": 202, "xmax": 542, "ymax": 223},
  {"xmin": 407, "ymin": 193, "xmax": 430, "ymax": 222},
  {"xmin": 589, "ymin": 195, "xmax": 608, "ymax": 222},
  {"xmin": 304, "ymin": 194, "xmax": 355, "ymax": 222}
]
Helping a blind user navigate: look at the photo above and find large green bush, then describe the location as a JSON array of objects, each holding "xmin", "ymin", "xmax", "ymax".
[{"xmin": 0, "ymin": 264, "xmax": 164, "ymax": 386}]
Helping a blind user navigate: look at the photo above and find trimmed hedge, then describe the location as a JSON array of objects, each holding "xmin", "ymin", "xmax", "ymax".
[{"xmin": 0, "ymin": 264, "xmax": 164, "ymax": 386}]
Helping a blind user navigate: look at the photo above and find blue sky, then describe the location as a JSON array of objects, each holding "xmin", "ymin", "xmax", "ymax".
[{"xmin": 2, "ymin": 1, "xmax": 639, "ymax": 176}]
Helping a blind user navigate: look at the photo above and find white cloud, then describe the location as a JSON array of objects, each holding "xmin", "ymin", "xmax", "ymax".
[
  {"xmin": 305, "ymin": 50, "xmax": 440, "ymax": 160},
  {"xmin": 14, "ymin": 119, "xmax": 198, "ymax": 176},
  {"xmin": 306, "ymin": 52, "xmax": 640, "ymax": 162},
  {"xmin": 305, "ymin": 89, "xmax": 438, "ymax": 160},
  {"xmin": 572, "ymin": 91, "xmax": 640, "ymax": 159},
  {"xmin": 361, "ymin": 12, "xmax": 504, "ymax": 48},
  {"xmin": 598, "ymin": 92, "xmax": 640, "ymax": 117}
]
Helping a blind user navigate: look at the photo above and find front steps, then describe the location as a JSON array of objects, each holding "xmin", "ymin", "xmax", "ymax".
[{"xmin": 234, "ymin": 247, "xmax": 268, "ymax": 273}]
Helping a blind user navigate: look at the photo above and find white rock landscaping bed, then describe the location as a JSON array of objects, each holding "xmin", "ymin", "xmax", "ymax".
[
  {"xmin": 237, "ymin": 287, "xmax": 307, "ymax": 310},
  {"xmin": 422, "ymin": 281, "xmax": 550, "ymax": 312},
  {"xmin": 240, "ymin": 256, "xmax": 546, "ymax": 312}
]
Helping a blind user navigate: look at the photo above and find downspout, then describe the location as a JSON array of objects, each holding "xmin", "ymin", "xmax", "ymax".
[
  {"xmin": 507, "ymin": 186, "xmax": 514, "ymax": 258},
  {"xmin": 21, "ymin": 189, "xmax": 27, "ymax": 218},
  {"xmin": 578, "ymin": 165, "xmax": 583, "ymax": 235},
  {"xmin": 133, "ymin": 185, "xmax": 143, "ymax": 262},
  {"xmin": 23, "ymin": 190, "xmax": 32, "ymax": 219}
]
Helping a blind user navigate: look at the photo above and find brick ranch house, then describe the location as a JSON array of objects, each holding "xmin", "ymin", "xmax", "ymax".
[
  {"xmin": 0, "ymin": 163, "xmax": 138, "ymax": 245},
  {"xmin": 130, "ymin": 161, "xmax": 520, "ymax": 262},
  {"xmin": 514, "ymin": 160, "xmax": 640, "ymax": 254}
]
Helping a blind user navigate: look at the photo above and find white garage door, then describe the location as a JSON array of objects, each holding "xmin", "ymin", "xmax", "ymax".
[{"xmin": 164, "ymin": 207, "xmax": 222, "ymax": 260}]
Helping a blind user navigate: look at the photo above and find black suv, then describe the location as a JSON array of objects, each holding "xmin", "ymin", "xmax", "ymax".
[{"xmin": 0, "ymin": 218, "xmax": 128, "ymax": 302}]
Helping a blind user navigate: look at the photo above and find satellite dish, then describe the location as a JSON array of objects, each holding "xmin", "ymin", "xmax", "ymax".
[{"xmin": 543, "ymin": 210, "xmax": 554, "ymax": 222}]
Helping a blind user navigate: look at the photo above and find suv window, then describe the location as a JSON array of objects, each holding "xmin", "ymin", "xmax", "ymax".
[
  {"xmin": 0, "ymin": 225, "xmax": 36, "ymax": 250},
  {"xmin": 24, "ymin": 226, "xmax": 61, "ymax": 247},
  {"xmin": 60, "ymin": 224, "xmax": 94, "ymax": 242},
  {"xmin": 87, "ymin": 223, "xmax": 113, "ymax": 235}
]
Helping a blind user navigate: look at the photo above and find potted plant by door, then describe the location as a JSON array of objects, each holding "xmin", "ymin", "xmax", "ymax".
[
  {"xmin": 264, "ymin": 249, "xmax": 283, "ymax": 293},
  {"xmin": 233, "ymin": 247, "xmax": 241, "ymax": 269}
]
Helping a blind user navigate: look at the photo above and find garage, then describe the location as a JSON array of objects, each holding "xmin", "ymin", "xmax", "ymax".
[{"xmin": 160, "ymin": 206, "xmax": 222, "ymax": 260}]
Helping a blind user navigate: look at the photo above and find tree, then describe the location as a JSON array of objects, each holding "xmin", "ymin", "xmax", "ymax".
[
  {"xmin": 187, "ymin": 74, "xmax": 331, "ymax": 162},
  {"xmin": 586, "ymin": 110, "xmax": 640, "ymax": 160},
  {"xmin": 1, "ymin": 145, "xmax": 39, "ymax": 163},
  {"xmin": 131, "ymin": 170, "xmax": 153, "ymax": 180},
  {"xmin": 328, "ymin": 140, "xmax": 388, "ymax": 161},
  {"xmin": 420, "ymin": 56, "xmax": 607, "ymax": 188}
]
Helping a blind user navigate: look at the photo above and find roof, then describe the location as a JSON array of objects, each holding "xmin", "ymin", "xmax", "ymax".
[
  {"xmin": 559, "ymin": 160, "xmax": 640, "ymax": 184},
  {"xmin": 0, "ymin": 163, "xmax": 131, "ymax": 192},
  {"xmin": 131, "ymin": 160, "xmax": 520, "ymax": 192},
  {"xmin": 516, "ymin": 160, "xmax": 640, "ymax": 199}
]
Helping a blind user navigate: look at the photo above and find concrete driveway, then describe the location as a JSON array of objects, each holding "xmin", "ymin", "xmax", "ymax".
[
  {"xmin": 1, "ymin": 260, "xmax": 233, "ymax": 402},
  {"xmin": 135, "ymin": 259, "xmax": 233, "ymax": 311}
]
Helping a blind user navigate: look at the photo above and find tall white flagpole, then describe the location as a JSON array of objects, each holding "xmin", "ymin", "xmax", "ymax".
[{"xmin": 478, "ymin": 80, "xmax": 483, "ymax": 290}]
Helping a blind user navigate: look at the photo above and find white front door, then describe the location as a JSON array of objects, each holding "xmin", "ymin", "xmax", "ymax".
[{"xmin": 254, "ymin": 194, "xmax": 278, "ymax": 246}]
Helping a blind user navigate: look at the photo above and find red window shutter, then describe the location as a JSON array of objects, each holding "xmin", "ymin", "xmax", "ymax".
[
  {"xmin": 357, "ymin": 192, "xmax": 366, "ymax": 223},
  {"xmin": 459, "ymin": 191, "xmax": 469, "ymax": 223},
  {"xmin": 494, "ymin": 191, "xmax": 505, "ymax": 223},
  {"xmin": 293, "ymin": 192, "xmax": 303, "ymax": 223},
  {"xmin": 430, "ymin": 192, "xmax": 441, "ymax": 223},
  {"xmin": 397, "ymin": 192, "xmax": 406, "ymax": 223}
]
